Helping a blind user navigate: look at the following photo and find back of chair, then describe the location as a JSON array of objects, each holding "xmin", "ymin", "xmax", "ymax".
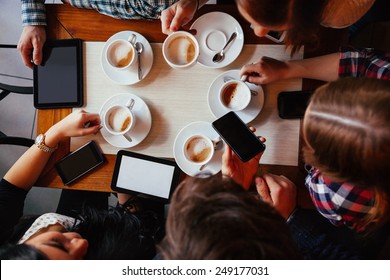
[
  {"xmin": 0, "ymin": 136, "xmax": 34, "ymax": 147},
  {"xmin": 0, "ymin": 44, "xmax": 35, "ymax": 138},
  {"xmin": 0, "ymin": 82, "xmax": 33, "ymax": 101}
]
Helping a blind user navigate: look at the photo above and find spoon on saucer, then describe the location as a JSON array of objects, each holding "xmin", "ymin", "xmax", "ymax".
[
  {"xmin": 135, "ymin": 42, "xmax": 144, "ymax": 80},
  {"xmin": 212, "ymin": 32, "xmax": 237, "ymax": 63}
]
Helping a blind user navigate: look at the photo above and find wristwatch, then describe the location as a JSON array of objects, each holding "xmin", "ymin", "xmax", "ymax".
[{"xmin": 35, "ymin": 134, "xmax": 58, "ymax": 153}]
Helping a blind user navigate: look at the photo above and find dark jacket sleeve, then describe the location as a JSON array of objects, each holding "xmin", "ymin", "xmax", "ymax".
[
  {"xmin": 0, "ymin": 178, "xmax": 28, "ymax": 244},
  {"xmin": 287, "ymin": 208, "xmax": 362, "ymax": 259}
]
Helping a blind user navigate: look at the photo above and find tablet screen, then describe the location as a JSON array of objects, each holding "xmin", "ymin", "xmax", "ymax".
[
  {"xmin": 33, "ymin": 39, "xmax": 83, "ymax": 108},
  {"xmin": 111, "ymin": 151, "xmax": 181, "ymax": 201}
]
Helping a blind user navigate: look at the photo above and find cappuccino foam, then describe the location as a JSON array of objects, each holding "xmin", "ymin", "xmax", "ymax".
[
  {"xmin": 222, "ymin": 82, "xmax": 250, "ymax": 110},
  {"xmin": 167, "ymin": 36, "xmax": 196, "ymax": 65},
  {"xmin": 109, "ymin": 42, "xmax": 133, "ymax": 68},
  {"xmin": 185, "ymin": 136, "xmax": 212, "ymax": 163},
  {"xmin": 108, "ymin": 107, "xmax": 132, "ymax": 132}
]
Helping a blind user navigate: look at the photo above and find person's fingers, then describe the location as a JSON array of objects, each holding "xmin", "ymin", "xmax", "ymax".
[
  {"xmin": 85, "ymin": 113, "xmax": 101, "ymax": 125},
  {"xmin": 239, "ymin": 63, "xmax": 258, "ymax": 77},
  {"xmin": 81, "ymin": 125, "xmax": 101, "ymax": 136},
  {"xmin": 255, "ymin": 177, "xmax": 272, "ymax": 203},
  {"xmin": 170, "ymin": 13, "xmax": 189, "ymax": 32},
  {"xmin": 23, "ymin": 54, "xmax": 33, "ymax": 69},
  {"xmin": 222, "ymin": 144, "xmax": 233, "ymax": 166},
  {"xmin": 161, "ymin": 10, "xmax": 175, "ymax": 34},
  {"xmin": 19, "ymin": 45, "xmax": 33, "ymax": 68},
  {"xmin": 32, "ymin": 40, "xmax": 44, "ymax": 65},
  {"xmin": 247, "ymin": 76, "xmax": 265, "ymax": 85}
]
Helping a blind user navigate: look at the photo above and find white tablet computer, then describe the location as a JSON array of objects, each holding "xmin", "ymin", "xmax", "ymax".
[{"xmin": 111, "ymin": 151, "xmax": 181, "ymax": 202}]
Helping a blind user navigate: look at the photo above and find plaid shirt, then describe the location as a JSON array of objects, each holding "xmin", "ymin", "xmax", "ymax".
[
  {"xmin": 305, "ymin": 167, "xmax": 375, "ymax": 231},
  {"xmin": 21, "ymin": 0, "xmax": 178, "ymax": 26},
  {"xmin": 338, "ymin": 47, "xmax": 390, "ymax": 80}
]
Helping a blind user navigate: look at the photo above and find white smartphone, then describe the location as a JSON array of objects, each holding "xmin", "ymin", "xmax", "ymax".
[{"xmin": 265, "ymin": 31, "xmax": 286, "ymax": 43}]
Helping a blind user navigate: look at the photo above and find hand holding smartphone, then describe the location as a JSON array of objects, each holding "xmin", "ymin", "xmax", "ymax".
[{"xmin": 212, "ymin": 112, "xmax": 265, "ymax": 162}]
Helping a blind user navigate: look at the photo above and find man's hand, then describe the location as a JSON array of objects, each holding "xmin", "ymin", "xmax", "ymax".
[
  {"xmin": 255, "ymin": 174, "xmax": 297, "ymax": 219},
  {"xmin": 17, "ymin": 25, "xmax": 46, "ymax": 68},
  {"xmin": 161, "ymin": 0, "xmax": 198, "ymax": 34},
  {"xmin": 221, "ymin": 127, "xmax": 265, "ymax": 190}
]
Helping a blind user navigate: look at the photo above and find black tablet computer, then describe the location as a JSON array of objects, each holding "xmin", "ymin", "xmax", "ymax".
[
  {"xmin": 33, "ymin": 38, "xmax": 83, "ymax": 109},
  {"xmin": 111, "ymin": 150, "xmax": 181, "ymax": 202}
]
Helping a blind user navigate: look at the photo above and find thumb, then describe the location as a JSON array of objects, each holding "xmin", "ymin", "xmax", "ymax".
[{"xmin": 255, "ymin": 177, "xmax": 272, "ymax": 203}]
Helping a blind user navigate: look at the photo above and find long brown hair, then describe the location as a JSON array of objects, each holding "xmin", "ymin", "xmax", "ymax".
[
  {"xmin": 235, "ymin": 0, "xmax": 327, "ymax": 55},
  {"xmin": 303, "ymin": 78, "xmax": 390, "ymax": 230}
]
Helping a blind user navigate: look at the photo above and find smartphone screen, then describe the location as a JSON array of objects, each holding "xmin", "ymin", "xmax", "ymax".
[
  {"xmin": 55, "ymin": 141, "xmax": 105, "ymax": 185},
  {"xmin": 277, "ymin": 90, "xmax": 314, "ymax": 119},
  {"xmin": 212, "ymin": 112, "xmax": 265, "ymax": 162}
]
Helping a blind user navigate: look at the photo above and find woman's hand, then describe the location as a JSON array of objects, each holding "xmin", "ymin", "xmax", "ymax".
[
  {"xmin": 221, "ymin": 127, "xmax": 265, "ymax": 190},
  {"xmin": 255, "ymin": 174, "xmax": 297, "ymax": 219},
  {"xmin": 240, "ymin": 56, "xmax": 289, "ymax": 85},
  {"xmin": 45, "ymin": 110, "xmax": 101, "ymax": 147}
]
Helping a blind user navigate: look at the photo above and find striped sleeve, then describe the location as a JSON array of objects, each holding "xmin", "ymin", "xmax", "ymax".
[
  {"xmin": 21, "ymin": 0, "xmax": 47, "ymax": 26},
  {"xmin": 338, "ymin": 47, "xmax": 390, "ymax": 80},
  {"xmin": 69, "ymin": 0, "xmax": 178, "ymax": 19}
]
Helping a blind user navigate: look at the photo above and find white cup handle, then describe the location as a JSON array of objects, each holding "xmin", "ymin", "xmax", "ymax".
[
  {"xmin": 123, "ymin": 133, "xmax": 133, "ymax": 142},
  {"xmin": 126, "ymin": 99, "xmax": 135, "ymax": 110},
  {"xmin": 128, "ymin": 34, "xmax": 136, "ymax": 45}
]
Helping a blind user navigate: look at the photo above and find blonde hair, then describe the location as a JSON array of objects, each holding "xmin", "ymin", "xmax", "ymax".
[{"xmin": 303, "ymin": 77, "xmax": 390, "ymax": 230}]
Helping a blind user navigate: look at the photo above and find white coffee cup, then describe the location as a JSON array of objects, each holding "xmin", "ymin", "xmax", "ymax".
[
  {"xmin": 162, "ymin": 31, "xmax": 199, "ymax": 69},
  {"xmin": 219, "ymin": 80, "xmax": 251, "ymax": 111},
  {"xmin": 105, "ymin": 34, "xmax": 137, "ymax": 71},
  {"xmin": 183, "ymin": 134, "xmax": 215, "ymax": 165},
  {"xmin": 102, "ymin": 99, "xmax": 135, "ymax": 141}
]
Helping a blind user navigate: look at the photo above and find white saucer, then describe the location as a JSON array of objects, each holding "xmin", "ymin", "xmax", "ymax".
[
  {"xmin": 101, "ymin": 31, "xmax": 154, "ymax": 85},
  {"xmin": 99, "ymin": 93, "xmax": 152, "ymax": 148},
  {"xmin": 208, "ymin": 70, "xmax": 264, "ymax": 123},
  {"xmin": 173, "ymin": 121, "xmax": 225, "ymax": 177},
  {"xmin": 190, "ymin": 12, "xmax": 244, "ymax": 68}
]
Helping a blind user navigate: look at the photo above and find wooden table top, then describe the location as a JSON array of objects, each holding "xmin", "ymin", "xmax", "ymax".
[{"xmin": 36, "ymin": 3, "xmax": 347, "ymax": 207}]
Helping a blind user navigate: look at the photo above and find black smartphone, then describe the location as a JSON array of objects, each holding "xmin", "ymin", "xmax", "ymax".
[
  {"xmin": 55, "ymin": 141, "xmax": 106, "ymax": 185},
  {"xmin": 277, "ymin": 89, "xmax": 314, "ymax": 119},
  {"xmin": 212, "ymin": 111, "xmax": 265, "ymax": 162}
]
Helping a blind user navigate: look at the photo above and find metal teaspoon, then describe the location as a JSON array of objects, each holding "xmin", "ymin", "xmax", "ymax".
[
  {"xmin": 135, "ymin": 42, "xmax": 144, "ymax": 80},
  {"xmin": 212, "ymin": 32, "xmax": 237, "ymax": 63}
]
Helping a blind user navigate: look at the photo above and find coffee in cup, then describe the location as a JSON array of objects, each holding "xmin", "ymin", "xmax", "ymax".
[
  {"xmin": 183, "ymin": 135, "xmax": 214, "ymax": 165},
  {"xmin": 162, "ymin": 31, "xmax": 199, "ymax": 69},
  {"xmin": 103, "ymin": 99, "xmax": 135, "ymax": 140},
  {"xmin": 106, "ymin": 34, "xmax": 137, "ymax": 71},
  {"xmin": 219, "ymin": 80, "xmax": 251, "ymax": 111}
]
